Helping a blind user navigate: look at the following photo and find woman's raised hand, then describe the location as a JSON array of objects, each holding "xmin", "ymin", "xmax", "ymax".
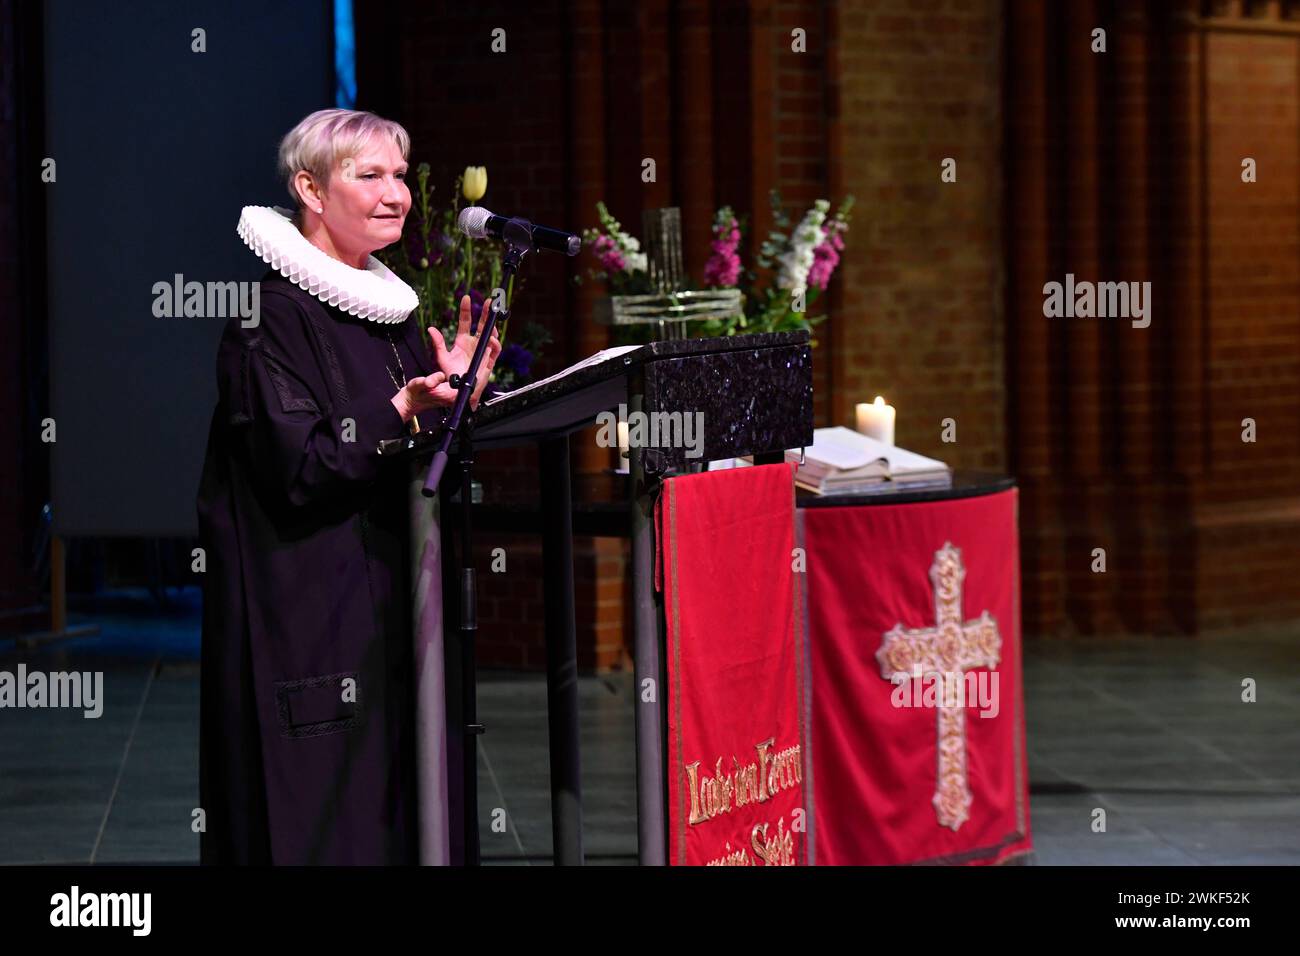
[{"xmin": 428, "ymin": 295, "xmax": 502, "ymax": 410}]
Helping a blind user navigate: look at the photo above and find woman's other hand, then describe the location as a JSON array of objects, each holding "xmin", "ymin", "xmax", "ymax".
[
  {"xmin": 391, "ymin": 370, "xmax": 450, "ymax": 422},
  {"xmin": 428, "ymin": 295, "xmax": 502, "ymax": 411}
]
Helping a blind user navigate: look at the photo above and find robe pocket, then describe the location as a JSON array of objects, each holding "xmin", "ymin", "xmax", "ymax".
[{"xmin": 274, "ymin": 672, "xmax": 361, "ymax": 738}]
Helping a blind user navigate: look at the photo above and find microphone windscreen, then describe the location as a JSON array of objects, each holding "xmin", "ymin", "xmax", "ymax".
[{"xmin": 458, "ymin": 206, "xmax": 493, "ymax": 239}]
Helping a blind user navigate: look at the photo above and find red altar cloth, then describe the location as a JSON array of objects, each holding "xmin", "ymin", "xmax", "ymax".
[
  {"xmin": 657, "ymin": 463, "xmax": 808, "ymax": 866},
  {"xmin": 800, "ymin": 488, "xmax": 1032, "ymax": 865}
]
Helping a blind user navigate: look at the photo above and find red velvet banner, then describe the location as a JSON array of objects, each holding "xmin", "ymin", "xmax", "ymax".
[
  {"xmin": 801, "ymin": 488, "xmax": 1031, "ymax": 865},
  {"xmin": 657, "ymin": 463, "xmax": 807, "ymax": 866}
]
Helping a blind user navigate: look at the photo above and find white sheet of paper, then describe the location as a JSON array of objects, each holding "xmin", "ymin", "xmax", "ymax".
[{"xmin": 484, "ymin": 344, "xmax": 643, "ymax": 407}]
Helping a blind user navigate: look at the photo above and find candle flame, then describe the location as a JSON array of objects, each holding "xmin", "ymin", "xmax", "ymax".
[{"xmin": 874, "ymin": 395, "xmax": 885, "ymax": 406}]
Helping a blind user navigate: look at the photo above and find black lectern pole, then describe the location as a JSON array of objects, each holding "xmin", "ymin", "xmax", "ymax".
[
  {"xmin": 539, "ymin": 435, "xmax": 584, "ymax": 865},
  {"xmin": 628, "ymin": 376, "xmax": 668, "ymax": 865},
  {"xmin": 456, "ymin": 431, "xmax": 483, "ymax": 865}
]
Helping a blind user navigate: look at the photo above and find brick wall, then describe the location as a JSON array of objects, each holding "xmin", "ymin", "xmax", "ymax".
[
  {"xmin": 1194, "ymin": 11, "xmax": 1300, "ymax": 628},
  {"xmin": 465, "ymin": 528, "xmax": 633, "ymax": 672},
  {"xmin": 1205, "ymin": 28, "xmax": 1300, "ymax": 501},
  {"xmin": 1007, "ymin": 0, "xmax": 1300, "ymax": 636},
  {"xmin": 831, "ymin": 0, "xmax": 1007, "ymax": 468}
]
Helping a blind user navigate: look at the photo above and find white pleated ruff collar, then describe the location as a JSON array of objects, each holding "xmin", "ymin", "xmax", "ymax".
[{"xmin": 236, "ymin": 205, "xmax": 419, "ymax": 324}]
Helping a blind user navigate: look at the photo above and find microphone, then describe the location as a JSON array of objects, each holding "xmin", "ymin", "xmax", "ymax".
[{"xmin": 458, "ymin": 206, "xmax": 582, "ymax": 256}]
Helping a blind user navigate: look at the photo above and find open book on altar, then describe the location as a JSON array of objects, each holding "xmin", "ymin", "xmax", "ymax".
[
  {"xmin": 483, "ymin": 344, "xmax": 643, "ymax": 407},
  {"xmin": 787, "ymin": 426, "xmax": 952, "ymax": 495}
]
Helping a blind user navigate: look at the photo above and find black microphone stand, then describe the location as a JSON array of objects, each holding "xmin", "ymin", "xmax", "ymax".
[{"xmin": 421, "ymin": 218, "xmax": 532, "ymax": 865}]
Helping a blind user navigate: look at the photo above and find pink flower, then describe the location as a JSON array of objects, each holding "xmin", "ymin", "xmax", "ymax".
[
  {"xmin": 807, "ymin": 228, "xmax": 844, "ymax": 291},
  {"xmin": 703, "ymin": 218, "xmax": 742, "ymax": 287},
  {"xmin": 591, "ymin": 234, "xmax": 626, "ymax": 275}
]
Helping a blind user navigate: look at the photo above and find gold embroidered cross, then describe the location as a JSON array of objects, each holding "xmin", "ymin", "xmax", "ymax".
[{"xmin": 875, "ymin": 542, "xmax": 1001, "ymax": 831}]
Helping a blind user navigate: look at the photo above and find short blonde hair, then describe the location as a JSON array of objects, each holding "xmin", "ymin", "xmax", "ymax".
[{"xmin": 277, "ymin": 108, "xmax": 411, "ymax": 207}]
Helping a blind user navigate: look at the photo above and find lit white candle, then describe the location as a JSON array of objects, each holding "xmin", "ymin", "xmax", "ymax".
[
  {"xmin": 855, "ymin": 395, "xmax": 896, "ymax": 445},
  {"xmin": 616, "ymin": 420, "xmax": 630, "ymax": 472}
]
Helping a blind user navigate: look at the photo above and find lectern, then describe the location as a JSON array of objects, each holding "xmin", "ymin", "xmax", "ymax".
[{"xmin": 384, "ymin": 330, "xmax": 814, "ymax": 865}]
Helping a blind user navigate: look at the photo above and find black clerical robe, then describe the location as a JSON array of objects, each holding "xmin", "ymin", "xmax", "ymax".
[{"xmin": 196, "ymin": 270, "xmax": 443, "ymax": 865}]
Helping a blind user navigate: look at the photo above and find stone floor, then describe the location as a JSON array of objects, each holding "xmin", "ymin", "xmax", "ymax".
[{"xmin": 0, "ymin": 588, "xmax": 1296, "ymax": 865}]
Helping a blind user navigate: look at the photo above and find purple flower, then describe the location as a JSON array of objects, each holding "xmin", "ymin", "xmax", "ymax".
[
  {"xmin": 427, "ymin": 231, "xmax": 451, "ymax": 267},
  {"xmin": 497, "ymin": 342, "xmax": 534, "ymax": 379},
  {"xmin": 406, "ymin": 219, "xmax": 451, "ymax": 270}
]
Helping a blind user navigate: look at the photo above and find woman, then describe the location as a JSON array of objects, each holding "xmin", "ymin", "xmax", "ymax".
[{"xmin": 196, "ymin": 109, "xmax": 499, "ymax": 864}]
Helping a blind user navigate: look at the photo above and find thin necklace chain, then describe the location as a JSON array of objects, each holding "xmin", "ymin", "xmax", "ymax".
[{"xmin": 386, "ymin": 330, "xmax": 420, "ymax": 433}]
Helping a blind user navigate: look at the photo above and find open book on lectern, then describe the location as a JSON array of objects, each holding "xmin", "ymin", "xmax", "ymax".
[{"xmin": 789, "ymin": 426, "xmax": 952, "ymax": 495}]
